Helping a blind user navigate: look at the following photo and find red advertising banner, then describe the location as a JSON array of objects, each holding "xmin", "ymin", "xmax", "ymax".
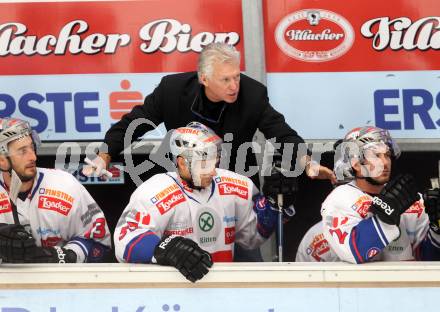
[
  {"xmin": 0, "ymin": 0, "xmax": 244, "ymax": 75},
  {"xmin": 263, "ymin": 0, "xmax": 440, "ymax": 72}
]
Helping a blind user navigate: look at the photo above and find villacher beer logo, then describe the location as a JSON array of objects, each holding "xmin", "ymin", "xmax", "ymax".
[{"xmin": 275, "ymin": 9, "xmax": 354, "ymax": 62}]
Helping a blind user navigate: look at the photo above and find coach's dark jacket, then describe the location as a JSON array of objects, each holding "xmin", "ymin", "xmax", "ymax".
[{"xmin": 104, "ymin": 72, "xmax": 304, "ymax": 182}]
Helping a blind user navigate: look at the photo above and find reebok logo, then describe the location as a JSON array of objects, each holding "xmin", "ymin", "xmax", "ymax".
[
  {"xmin": 158, "ymin": 235, "xmax": 177, "ymax": 249},
  {"xmin": 372, "ymin": 197, "xmax": 394, "ymax": 216}
]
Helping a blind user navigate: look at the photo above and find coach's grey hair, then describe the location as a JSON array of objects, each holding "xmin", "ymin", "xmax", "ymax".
[{"xmin": 197, "ymin": 42, "xmax": 240, "ymax": 81}]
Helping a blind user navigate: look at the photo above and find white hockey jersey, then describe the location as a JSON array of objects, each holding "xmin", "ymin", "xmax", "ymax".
[
  {"xmin": 295, "ymin": 221, "xmax": 339, "ymax": 262},
  {"xmin": 319, "ymin": 181, "xmax": 440, "ymax": 263},
  {"xmin": 114, "ymin": 169, "xmax": 267, "ymax": 263},
  {"xmin": 0, "ymin": 168, "xmax": 111, "ymax": 262}
]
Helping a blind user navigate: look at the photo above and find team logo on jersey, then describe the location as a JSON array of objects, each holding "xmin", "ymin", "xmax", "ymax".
[
  {"xmin": 199, "ymin": 212, "xmax": 215, "ymax": 232},
  {"xmin": 155, "ymin": 190, "xmax": 185, "ymax": 215},
  {"xmin": 224, "ymin": 226, "xmax": 235, "ymax": 244},
  {"xmin": 38, "ymin": 196, "xmax": 73, "ymax": 216},
  {"xmin": 0, "ymin": 197, "xmax": 12, "ymax": 214},
  {"xmin": 351, "ymin": 195, "xmax": 372, "ymax": 218},
  {"xmin": 366, "ymin": 247, "xmax": 380, "ymax": 260},
  {"xmin": 404, "ymin": 201, "xmax": 424, "ymax": 218},
  {"xmin": 218, "ymin": 183, "xmax": 248, "ymax": 199},
  {"xmin": 196, "ymin": 207, "xmax": 221, "ymax": 247}
]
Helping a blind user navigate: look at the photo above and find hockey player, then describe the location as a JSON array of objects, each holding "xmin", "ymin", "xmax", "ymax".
[
  {"xmin": 114, "ymin": 122, "xmax": 294, "ymax": 282},
  {"xmin": 296, "ymin": 126, "xmax": 440, "ymax": 263},
  {"xmin": 0, "ymin": 118, "xmax": 111, "ymax": 263}
]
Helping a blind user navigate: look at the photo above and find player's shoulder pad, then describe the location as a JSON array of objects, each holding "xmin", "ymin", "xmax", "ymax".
[
  {"xmin": 321, "ymin": 183, "xmax": 365, "ymax": 216},
  {"xmin": 134, "ymin": 173, "xmax": 178, "ymax": 196}
]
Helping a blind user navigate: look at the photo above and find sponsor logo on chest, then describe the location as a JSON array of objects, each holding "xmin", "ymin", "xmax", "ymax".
[
  {"xmin": 0, "ymin": 199, "xmax": 11, "ymax": 214},
  {"xmin": 155, "ymin": 190, "xmax": 185, "ymax": 215},
  {"xmin": 38, "ymin": 195, "xmax": 73, "ymax": 216},
  {"xmin": 218, "ymin": 183, "xmax": 248, "ymax": 199}
]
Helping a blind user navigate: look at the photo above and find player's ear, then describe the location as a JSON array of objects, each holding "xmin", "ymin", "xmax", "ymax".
[
  {"xmin": 351, "ymin": 158, "xmax": 361, "ymax": 176},
  {"xmin": 0, "ymin": 155, "xmax": 9, "ymax": 171},
  {"xmin": 176, "ymin": 156, "xmax": 189, "ymax": 172}
]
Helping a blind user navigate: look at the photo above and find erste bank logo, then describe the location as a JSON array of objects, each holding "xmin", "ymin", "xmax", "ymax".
[{"xmin": 275, "ymin": 9, "xmax": 354, "ymax": 62}]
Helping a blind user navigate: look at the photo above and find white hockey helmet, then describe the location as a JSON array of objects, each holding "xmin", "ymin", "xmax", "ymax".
[
  {"xmin": 169, "ymin": 121, "xmax": 222, "ymax": 163},
  {"xmin": 334, "ymin": 126, "xmax": 399, "ymax": 183},
  {"xmin": 0, "ymin": 117, "xmax": 40, "ymax": 155}
]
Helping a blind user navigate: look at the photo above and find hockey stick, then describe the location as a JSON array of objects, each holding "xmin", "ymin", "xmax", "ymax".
[
  {"xmin": 430, "ymin": 160, "xmax": 440, "ymax": 189},
  {"xmin": 277, "ymin": 193, "xmax": 283, "ymax": 262}
]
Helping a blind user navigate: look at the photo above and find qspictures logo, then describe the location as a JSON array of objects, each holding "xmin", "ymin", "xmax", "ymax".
[{"xmin": 275, "ymin": 9, "xmax": 354, "ymax": 62}]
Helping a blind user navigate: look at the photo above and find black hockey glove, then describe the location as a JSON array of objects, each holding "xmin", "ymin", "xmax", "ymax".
[
  {"xmin": 26, "ymin": 245, "xmax": 77, "ymax": 263},
  {"xmin": 0, "ymin": 223, "xmax": 36, "ymax": 263},
  {"xmin": 423, "ymin": 188, "xmax": 440, "ymax": 234},
  {"xmin": 154, "ymin": 235, "xmax": 213, "ymax": 283},
  {"xmin": 263, "ymin": 152, "xmax": 298, "ymax": 219},
  {"xmin": 0, "ymin": 223, "xmax": 77, "ymax": 263},
  {"xmin": 370, "ymin": 174, "xmax": 419, "ymax": 226}
]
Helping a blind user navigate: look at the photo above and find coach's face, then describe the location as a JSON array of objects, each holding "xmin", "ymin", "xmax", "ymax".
[{"xmin": 201, "ymin": 60, "xmax": 240, "ymax": 104}]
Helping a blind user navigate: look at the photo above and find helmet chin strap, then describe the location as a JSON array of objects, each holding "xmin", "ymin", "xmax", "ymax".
[
  {"xmin": 365, "ymin": 176, "xmax": 385, "ymax": 186},
  {"xmin": 8, "ymin": 169, "xmax": 23, "ymax": 205}
]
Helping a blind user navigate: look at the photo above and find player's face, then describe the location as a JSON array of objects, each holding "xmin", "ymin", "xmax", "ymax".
[
  {"xmin": 179, "ymin": 157, "xmax": 217, "ymax": 189},
  {"xmin": 192, "ymin": 158, "xmax": 218, "ymax": 188},
  {"xmin": 362, "ymin": 144, "xmax": 392, "ymax": 185},
  {"xmin": 201, "ymin": 61, "xmax": 240, "ymax": 104},
  {"xmin": 7, "ymin": 136, "xmax": 37, "ymax": 182}
]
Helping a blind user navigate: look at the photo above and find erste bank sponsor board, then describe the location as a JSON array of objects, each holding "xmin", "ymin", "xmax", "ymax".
[
  {"xmin": 264, "ymin": 0, "xmax": 440, "ymax": 139},
  {"xmin": 267, "ymin": 71, "xmax": 440, "ymax": 139},
  {"xmin": 0, "ymin": 0, "xmax": 243, "ymax": 141}
]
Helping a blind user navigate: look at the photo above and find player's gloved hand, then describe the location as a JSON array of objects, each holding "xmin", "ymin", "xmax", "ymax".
[
  {"xmin": 253, "ymin": 195, "xmax": 280, "ymax": 237},
  {"xmin": 370, "ymin": 174, "xmax": 419, "ymax": 226},
  {"xmin": 0, "ymin": 223, "xmax": 77, "ymax": 263},
  {"xmin": 154, "ymin": 235, "xmax": 213, "ymax": 283},
  {"xmin": 26, "ymin": 246, "xmax": 77, "ymax": 263},
  {"xmin": 0, "ymin": 223, "xmax": 36, "ymax": 263},
  {"xmin": 423, "ymin": 188, "xmax": 440, "ymax": 234},
  {"xmin": 82, "ymin": 153, "xmax": 111, "ymax": 178},
  {"xmin": 263, "ymin": 152, "xmax": 297, "ymax": 219}
]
